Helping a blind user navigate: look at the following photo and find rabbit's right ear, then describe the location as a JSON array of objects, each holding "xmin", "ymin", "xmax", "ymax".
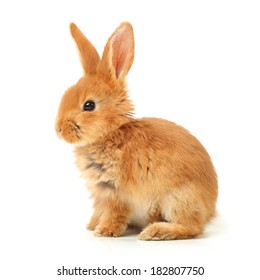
[
  {"xmin": 70, "ymin": 23, "xmax": 100, "ymax": 75},
  {"xmin": 98, "ymin": 22, "xmax": 134, "ymax": 84}
]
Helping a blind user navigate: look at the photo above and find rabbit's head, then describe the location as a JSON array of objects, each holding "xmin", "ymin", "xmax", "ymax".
[{"xmin": 55, "ymin": 22, "xmax": 134, "ymax": 146}]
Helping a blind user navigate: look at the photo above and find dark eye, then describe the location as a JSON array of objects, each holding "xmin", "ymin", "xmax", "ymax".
[{"xmin": 83, "ymin": 100, "xmax": 95, "ymax": 111}]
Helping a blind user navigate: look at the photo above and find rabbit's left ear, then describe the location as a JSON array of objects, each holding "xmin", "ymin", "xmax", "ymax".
[
  {"xmin": 98, "ymin": 22, "xmax": 134, "ymax": 83},
  {"xmin": 70, "ymin": 23, "xmax": 100, "ymax": 75}
]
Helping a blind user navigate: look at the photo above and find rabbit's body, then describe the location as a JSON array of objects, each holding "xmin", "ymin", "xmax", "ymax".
[
  {"xmin": 74, "ymin": 118, "xmax": 217, "ymax": 239},
  {"xmin": 56, "ymin": 22, "xmax": 218, "ymax": 240}
]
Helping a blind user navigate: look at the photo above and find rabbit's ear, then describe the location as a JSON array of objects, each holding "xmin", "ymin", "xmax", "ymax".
[
  {"xmin": 70, "ymin": 23, "xmax": 100, "ymax": 75},
  {"xmin": 98, "ymin": 22, "xmax": 134, "ymax": 83}
]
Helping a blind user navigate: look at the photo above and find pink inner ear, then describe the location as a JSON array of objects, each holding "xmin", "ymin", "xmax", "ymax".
[{"xmin": 112, "ymin": 31, "xmax": 130, "ymax": 78}]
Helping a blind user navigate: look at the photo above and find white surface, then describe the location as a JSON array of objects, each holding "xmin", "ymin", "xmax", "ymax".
[{"xmin": 0, "ymin": 0, "xmax": 260, "ymax": 279}]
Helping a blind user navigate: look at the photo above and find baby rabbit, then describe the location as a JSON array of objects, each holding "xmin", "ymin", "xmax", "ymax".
[{"xmin": 55, "ymin": 22, "xmax": 218, "ymax": 240}]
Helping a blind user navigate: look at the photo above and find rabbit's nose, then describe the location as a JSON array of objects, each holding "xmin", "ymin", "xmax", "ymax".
[
  {"xmin": 55, "ymin": 124, "xmax": 62, "ymax": 135},
  {"xmin": 56, "ymin": 125, "xmax": 62, "ymax": 133}
]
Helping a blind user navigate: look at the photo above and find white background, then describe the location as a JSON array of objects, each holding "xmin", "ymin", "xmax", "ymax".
[{"xmin": 0, "ymin": 0, "xmax": 260, "ymax": 279}]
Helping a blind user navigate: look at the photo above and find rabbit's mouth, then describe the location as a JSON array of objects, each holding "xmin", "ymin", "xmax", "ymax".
[{"xmin": 57, "ymin": 119, "xmax": 82, "ymax": 144}]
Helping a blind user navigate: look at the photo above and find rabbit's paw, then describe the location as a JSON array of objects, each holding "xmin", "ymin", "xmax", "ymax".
[
  {"xmin": 138, "ymin": 223, "xmax": 175, "ymax": 241},
  {"xmin": 86, "ymin": 223, "xmax": 96, "ymax": 231},
  {"xmin": 94, "ymin": 225, "xmax": 125, "ymax": 237},
  {"xmin": 86, "ymin": 217, "xmax": 99, "ymax": 231}
]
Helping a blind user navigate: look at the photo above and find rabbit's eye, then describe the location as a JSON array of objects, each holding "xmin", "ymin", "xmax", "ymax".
[{"xmin": 83, "ymin": 100, "xmax": 95, "ymax": 111}]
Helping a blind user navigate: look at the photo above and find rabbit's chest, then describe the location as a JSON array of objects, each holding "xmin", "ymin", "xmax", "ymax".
[{"xmin": 75, "ymin": 150, "xmax": 118, "ymax": 188}]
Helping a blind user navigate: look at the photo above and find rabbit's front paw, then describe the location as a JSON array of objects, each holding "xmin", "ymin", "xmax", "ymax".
[
  {"xmin": 86, "ymin": 217, "xmax": 99, "ymax": 231},
  {"xmin": 86, "ymin": 223, "xmax": 96, "ymax": 231},
  {"xmin": 94, "ymin": 223, "xmax": 126, "ymax": 237}
]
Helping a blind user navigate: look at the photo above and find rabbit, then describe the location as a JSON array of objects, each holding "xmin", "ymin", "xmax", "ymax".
[{"xmin": 55, "ymin": 22, "xmax": 218, "ymax": 240}]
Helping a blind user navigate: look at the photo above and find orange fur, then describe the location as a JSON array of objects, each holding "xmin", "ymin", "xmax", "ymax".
[{"xmin": 55, "ymin": 22, "xmax": 218, "ymax": 240}]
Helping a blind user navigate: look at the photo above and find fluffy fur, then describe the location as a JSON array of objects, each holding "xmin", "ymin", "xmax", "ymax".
[{"xmin": 55, "ymin": 22, "xmax": 218, "ymax": 240}]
